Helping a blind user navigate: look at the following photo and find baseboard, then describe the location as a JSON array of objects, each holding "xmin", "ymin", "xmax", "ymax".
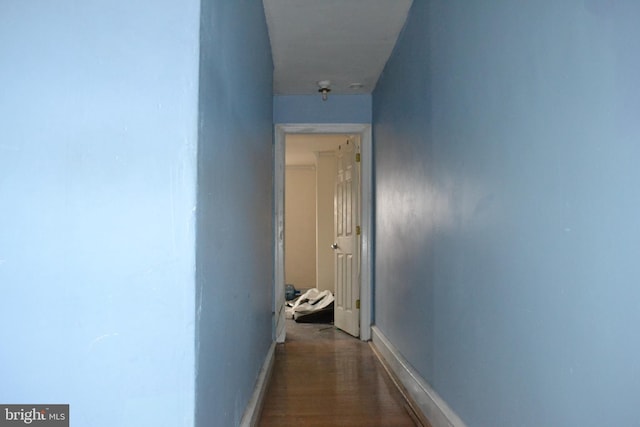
[
  {"xmin": 239, "ymin": 341, "xmax": 276, "ymax": 427},
  {"xmin": 371, "ymin": 326, "xmax": 467, "ymax": 427}
]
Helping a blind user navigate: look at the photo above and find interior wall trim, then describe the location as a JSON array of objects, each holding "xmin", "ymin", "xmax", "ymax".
[
  {"xmin": 316, "ymin": 151, "xmax": 336, "ymax": 158},
  {"xmin": 371, "ymin": 326, "xmax": 467, "ymax": 427},
  {"xmin": 239, "ymin": 342, "xmax": 276, "ymax": 427},
  {"xmin": 285, "ymin": 164, "xmax": 316, "ymax": 170}
]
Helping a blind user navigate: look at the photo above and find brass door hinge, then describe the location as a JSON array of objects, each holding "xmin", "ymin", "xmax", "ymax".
[
  {"xmin": 356, "ymin": 299, "xmax": 360, "ymax": 309},
  {"xmin": 356, "ymin": 225, "xmax": 361, "ymax": 235},
  {"xmin": 355, "ymin": 153, "xmax": 361, "ymax": 162}
]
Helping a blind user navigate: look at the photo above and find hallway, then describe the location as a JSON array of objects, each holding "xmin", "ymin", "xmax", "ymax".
[{"xmin": 258, "ymin": 320, "xmax": 421, "ymax": 426}]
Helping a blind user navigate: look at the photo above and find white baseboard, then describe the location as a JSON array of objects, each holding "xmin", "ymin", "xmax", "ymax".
[
  {"xmin": 239, "ymin": 342, "xmax": 276, "ymax": 427},
  {"xmin": 371, "ymin": 326, "xmax": 467, "ymax": 427}
]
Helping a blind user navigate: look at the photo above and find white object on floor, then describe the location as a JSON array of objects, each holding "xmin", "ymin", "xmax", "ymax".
[{"xmin": 285, "ymin": 288, "xmax": 334, "ymax": 320}]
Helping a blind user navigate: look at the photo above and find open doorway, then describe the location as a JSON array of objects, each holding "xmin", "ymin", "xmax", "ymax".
[
  {"xmin": 284, "ymin": 134, "xmax": 347, "ymax": 332},
  {"xmin": 274, "ymin": 124, "xmax": 372, "ymax": 343}
]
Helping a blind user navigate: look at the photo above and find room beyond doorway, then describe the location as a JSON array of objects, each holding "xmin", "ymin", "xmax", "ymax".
[{"xmin": 284, "ymin": 134, "xmax": 346, "ymax": 296}]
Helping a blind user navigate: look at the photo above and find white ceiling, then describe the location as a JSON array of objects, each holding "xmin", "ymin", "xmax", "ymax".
[
  {"xmin": 286, "ymin": 134, "xmax": 351, "ymax": 166},
  {"xmin": 263, "ymin": 0, "xmax": 413, "ymax": 95}
]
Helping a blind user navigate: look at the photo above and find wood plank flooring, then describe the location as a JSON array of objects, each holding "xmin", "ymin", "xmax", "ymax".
[{"xmin": 258, "ymin": 320, "xmax": 421, "ymax": 427}]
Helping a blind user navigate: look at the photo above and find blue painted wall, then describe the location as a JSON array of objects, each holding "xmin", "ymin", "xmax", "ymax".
[
  {"xmin": 373, "ymin": 1, "xmax": 640, "ymax": 426},
  {"xmin": 0, "ymin": 1, "xmax": 200, "ymax": 426},
  {"xmin": 195, "ymin": 1, "xmax": 274, "ymax": 426},
  {"xmin": 274, "ymin": 94, "xmax": 371, "ymax": 123}
]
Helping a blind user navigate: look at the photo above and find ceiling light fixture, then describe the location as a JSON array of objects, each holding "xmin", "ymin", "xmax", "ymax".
[
  {"xmin": 349, "ymin": 82, "xmax": 364, "ymax": 90},
  {"xmin": 317, "ymin": 80, "xmax": 331, "ymax": 101}
]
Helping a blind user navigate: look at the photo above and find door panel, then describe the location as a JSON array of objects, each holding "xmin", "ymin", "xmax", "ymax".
[{"xmin": 334, "ymin": 138, "xmax": 360, "ymax": 337}]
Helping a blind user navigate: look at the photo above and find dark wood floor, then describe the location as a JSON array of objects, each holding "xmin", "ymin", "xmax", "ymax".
[{"xmin": 258, "ymin": 320, "xmax": 421, "ymax": 427}]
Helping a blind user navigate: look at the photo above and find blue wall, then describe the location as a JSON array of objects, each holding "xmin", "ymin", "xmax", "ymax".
[
  {"xmin": 274, "ymin": 94, "xmax": 371, "ymax": 123},
  {"xmin": 195, "ymin": 1, "xmax": 274, "ymax": 426},
  {"xmin": 0, "ymin": 1, "xmax": 200, "ymax": 426},
  {"xmin": 373, "ymin": 1, "xmax": 640, "ymax": 426}
]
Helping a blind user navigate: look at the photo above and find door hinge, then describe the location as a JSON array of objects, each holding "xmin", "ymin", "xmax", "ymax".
[
  {"xmin": 355, "ymin": 153, "xmax": 361, "ymax": 163},
  {"xmin": 356, "ymin": 299, "xmax": 360, "ymax": 309},
  {"xmin": 356, "ymin": 225, "xmax": 361, "ymax": 235}
]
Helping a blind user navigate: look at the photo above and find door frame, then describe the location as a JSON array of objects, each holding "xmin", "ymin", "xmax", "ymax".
[{"xmin": 274, "ymin": 123, "xmax": 373, "ymax": 342}]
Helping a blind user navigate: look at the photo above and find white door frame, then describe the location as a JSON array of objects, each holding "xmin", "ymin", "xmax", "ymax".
[{"xmin": 274, "ymin": 123, "xmax": 373, "ymax": 342}]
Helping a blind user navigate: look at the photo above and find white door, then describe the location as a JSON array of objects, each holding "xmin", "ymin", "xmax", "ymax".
[{"xmin": 333, "ymin": 137, "xmax": 360, "ymax": 337}]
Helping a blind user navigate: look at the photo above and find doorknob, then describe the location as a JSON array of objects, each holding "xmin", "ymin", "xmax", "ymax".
[{"xmin": 330, "ymin": 243, "xmax": 338, "ymax": 250}]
